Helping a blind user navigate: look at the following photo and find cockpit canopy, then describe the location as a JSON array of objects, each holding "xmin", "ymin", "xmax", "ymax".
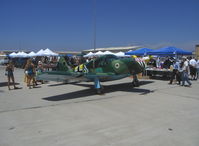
[{"xmin": 86, "ymin": 55, "xmax": 118, "ymax": 68}]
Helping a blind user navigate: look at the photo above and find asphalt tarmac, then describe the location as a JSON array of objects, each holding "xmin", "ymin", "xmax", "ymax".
[{"xmin": 0, "ymin": 65, "xmax": 199, "ymax": 146}]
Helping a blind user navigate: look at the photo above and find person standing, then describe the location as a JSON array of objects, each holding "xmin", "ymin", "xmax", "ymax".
[
  {"xmin": 24, "ymin": 59, "xmax": 36, "ymax": 89},
  {"xmin": 5, "ymin": 61, "xmax": 17, "ymax": 90},
  {"xmin": 196, "ymin": 59, "xmax": 199, "ymax": 80},
  {"xmin": 36, "ymin": 61, "xmax": 44, "ymax": 84},
  {"xmin": 169, "ymin": 60, "xmax": 181, "ymax": 85},
  {"xmin": 180, "ymin": 57, "xmax": 192, "ymax": 87},
  {"xmin": 189, "ymin": 57, "xmax": 197, "ymax": 80}
]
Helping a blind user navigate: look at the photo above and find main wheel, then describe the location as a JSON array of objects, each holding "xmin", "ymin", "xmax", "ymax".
[
  {"xmin": 132, "ymin": 80, "xmax": 140, "ymax": 87},
  {"xmin": 96, "ymin": 88, "xmax": 104, "ymax": 94}
]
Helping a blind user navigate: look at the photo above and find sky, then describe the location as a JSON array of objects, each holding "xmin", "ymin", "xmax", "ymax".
[{"xmin": 0, "ymin": 0, "xmax": 199, "ymax": 51}]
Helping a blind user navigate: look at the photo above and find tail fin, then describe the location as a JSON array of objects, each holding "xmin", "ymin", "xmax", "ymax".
[{"xmin": 57, "ymin": 57, "xmax": 72, "ymax": 71}]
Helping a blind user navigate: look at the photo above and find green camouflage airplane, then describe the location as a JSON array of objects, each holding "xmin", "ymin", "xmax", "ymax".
[{"xmin": 36, "ymin": 54, "xmax": 146, "ymax": 93}]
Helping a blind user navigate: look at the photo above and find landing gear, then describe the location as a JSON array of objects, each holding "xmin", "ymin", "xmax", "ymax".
[
  {"xmin": 132, "ymin": 80, "xmax": 140, "ymax": 87},
  {"xmin": 96, "ymin": 88, "xmax": 103, "ymax": 94},
  {"xmin": 132, "ymin": 74, "xmax": 140, "ymax": 87},
  {"xmin": 94, "ymin": 77, "xmax": 104, "ymax": 94}
]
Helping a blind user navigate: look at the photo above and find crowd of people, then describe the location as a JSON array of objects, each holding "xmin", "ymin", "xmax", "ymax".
[
  {"xmin": 4, "ymin": 56, "xmax": 86, "ymax": 90},
  {"xmin": 145, "ymin": 55, "xmax": 199, "ymax": 86},
  {"xmin": 5, "ymin": 59, "xmax": 45, "ymax": 90},
  {"xmin": 167, "ymin": 56, "xmax": 198, "ymax": 87}
]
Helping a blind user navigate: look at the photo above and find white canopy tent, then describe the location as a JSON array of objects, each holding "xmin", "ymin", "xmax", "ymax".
[
  {"xmin": 8, "ymin": 48, "xmax": 58, "ymax": 58},
  {"xmin": 36, "ymin": 48, "xmax": 58, "ymax": 56},
  {"xmin": 36, "ymin": 49, "xmax": 45, "ymax": 56},
  {"xmin": 115, "ymin": 51, "xmax": 129, "ymax": 57},
  {"xmin": 21, "ymin": 51, "xmax": 29, "ymax": 57},
  {"xmin": 9, "ymin": 52, "xmax": 18, "ymax": 58},
  {"xmin": 9, "ymin": 51, "xmax": 28, "ymax": 58},
  {"xmin": 94, "ymin": 51, "xmax": 104, "ymax": 56},
  {"xmin": 43, "ymin": 48, "xmax": 58, "ymax": 56},
  {"xmin": 103, "ymin": 51, "xmax": 114, "ymax": 55},
  {"xmin": 28, "ymin": 51, "xmax": 37, "ymax": 57},
  {"xmin": 16, "ymin": 51, "xmax": 28, "ymax": 58},
  {"xmin": 83, "ymin": 51, "xmax": 130, "ymax": 57},
  {"xmin": 84, "ymin": 52, "xmax": 94, "ymax": 57}
]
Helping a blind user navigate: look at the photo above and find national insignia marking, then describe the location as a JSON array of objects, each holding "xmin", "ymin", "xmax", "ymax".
[{"xmin": 115, "ymin": 63, "xmax": 120, "ymax": 69}]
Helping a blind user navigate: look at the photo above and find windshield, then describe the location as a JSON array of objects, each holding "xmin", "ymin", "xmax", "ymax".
[{"xmin": 86, "ymin": 55, "xmax": 118, "ymax": 68}]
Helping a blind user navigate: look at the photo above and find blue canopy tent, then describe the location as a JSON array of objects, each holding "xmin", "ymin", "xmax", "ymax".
[
  {"xmin": 125, "ymin": 48, "xmax": 153, "ymax": 56},
  {"xmin": 147, "ymin": 46, "xmax": 192, "ymax": 56}
]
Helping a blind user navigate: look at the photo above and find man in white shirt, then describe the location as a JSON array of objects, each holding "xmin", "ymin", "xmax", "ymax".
[
  {"xmin": 181, "ymin": 57, "xmax": 192, "ymax": 87},
  {"xmin": 189, "ymin": 57, "xmax": 197, "ymax": 80},
  {"xmin": 196, "ymin": 59, "xmax": 199, "ymax": 80}
]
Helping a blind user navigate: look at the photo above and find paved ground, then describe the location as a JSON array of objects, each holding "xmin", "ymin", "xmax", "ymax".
[{"xmin": 0, "ymin": 65, "xmax": 199, "ymax": 146}]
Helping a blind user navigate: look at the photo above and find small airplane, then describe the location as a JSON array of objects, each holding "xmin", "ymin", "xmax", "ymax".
[{"xmin": 36, "ymin": 54, "xmax": 146, "ymax": 93}]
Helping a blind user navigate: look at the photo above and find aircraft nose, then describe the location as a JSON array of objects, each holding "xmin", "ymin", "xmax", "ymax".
[
  {"xmin": 125, "ymin": 58, "xmax": 145, "ymax": 74},
  {"xmin": 134, "ymin": 57, "xmax": 146, "ymax": 70},
  {"xmin": 111, "ymin": 58, "xmax": 145, "ymax": 74}
]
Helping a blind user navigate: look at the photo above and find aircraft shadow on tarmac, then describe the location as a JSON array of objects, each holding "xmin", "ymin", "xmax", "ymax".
[
  {"xmin": 48, "ymin": 82, "xmax": 69, "ymax": 87},
  {"xmin": 43, "ymin": 81, "xmax": 154, "ymax": 101}
]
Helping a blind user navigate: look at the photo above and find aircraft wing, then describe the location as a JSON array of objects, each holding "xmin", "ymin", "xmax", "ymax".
[
  {"xmin": 36, "ymin": 71, "xmax": 89, "ymax": 83},
  {"xmin": 84, "ymin": 72, "xmax": 130, "ymax": 82},
  {"xmin": 36, "ymin": 70, "xmax": 130, "ymax": 83}
]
